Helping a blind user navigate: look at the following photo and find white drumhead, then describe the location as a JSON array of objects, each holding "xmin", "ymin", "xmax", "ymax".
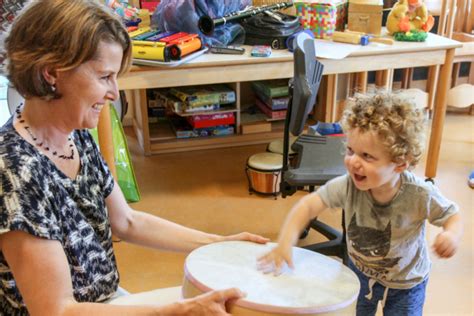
[
  {"xmin": 247, "ymin": 152, "xmax": 283, "ymax": 171},
  {"xmin": 184, "ymin": 241, "xmax": 359, "ymax": 314}
]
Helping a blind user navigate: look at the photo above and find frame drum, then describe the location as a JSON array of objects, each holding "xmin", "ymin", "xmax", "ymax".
[
  {"xmin": 183, "ymin": 241, "xmax": 360, "ymax": 316},
  {"xmin": 246, "ymin": 152, "xmax": 283, "ymax": 196}
]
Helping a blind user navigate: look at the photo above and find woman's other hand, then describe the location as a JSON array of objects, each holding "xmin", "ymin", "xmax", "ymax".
[
  {"xmin": 177, "ymin": 288, "xmax": 245, "ymax": 316},
  {"xmin": 220, "ymin": 232, "xmax": 270, "ymax": 244}
]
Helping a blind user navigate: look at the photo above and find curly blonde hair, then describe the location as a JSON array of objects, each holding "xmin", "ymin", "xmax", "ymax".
[{"xmin": 341, "ymin": 91, "xmax": 426, "ymax": 168}]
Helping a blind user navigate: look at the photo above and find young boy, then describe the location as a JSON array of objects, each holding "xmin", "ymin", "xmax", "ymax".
[{"xmin": 258, "ymin": 91, "xmax": 463, "ymax": 316}]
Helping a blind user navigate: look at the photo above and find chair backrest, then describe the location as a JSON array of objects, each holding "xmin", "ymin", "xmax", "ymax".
[
  {"xmin": 425, "ymin": 0, "xmax": 457, "ymax": 38},
  {"xmin": 454, "ymin": 0, "xmax": 473, "ymax": 33}
]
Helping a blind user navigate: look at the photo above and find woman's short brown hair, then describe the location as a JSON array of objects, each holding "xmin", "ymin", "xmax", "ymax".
[
  {"xmin": 5, "ymin": 0, "xmax": 132, "ymax": 99},
  {"xmin": 341, "ymin": 91, "xmax": 426, "ymax": 168}
]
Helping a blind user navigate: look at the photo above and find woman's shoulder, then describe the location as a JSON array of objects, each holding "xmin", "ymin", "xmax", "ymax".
[
  {"xmin": 0, "ymin": 116, "xmax": 17, "ymax": 143},
  {"xmin": 0, "ymin": 118, "xmax": 27, "ymax": 166}
]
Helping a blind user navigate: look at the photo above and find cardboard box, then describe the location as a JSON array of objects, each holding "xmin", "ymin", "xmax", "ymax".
[
  {"xmin": 294, "ymin": 0, "xmax": 348, "ymax": 39},
  {"xmin": 347, "ymin": 0, "xmax": 383, "ymax": 35},
  {"xmin": 240, "ymin": 121, "xmax": 272, "ymax": 134}
]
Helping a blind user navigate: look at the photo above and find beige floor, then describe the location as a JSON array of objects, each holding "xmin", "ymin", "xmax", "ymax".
[{"xmin": 114, "ymin": 113, "xmax": 473, "ymax": 315}]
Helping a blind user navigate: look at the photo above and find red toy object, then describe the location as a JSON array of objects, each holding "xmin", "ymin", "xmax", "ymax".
[
  {"xmin": 159, "ymin": 33, "xmax": 202, "ymax": 60},
  {"xmin": 187, "ymin": 113, "xmax": 235, "ymax": 129},
  {"xmin": 140, "ymin": 1, "xmax": 160, "ymax": 12}
]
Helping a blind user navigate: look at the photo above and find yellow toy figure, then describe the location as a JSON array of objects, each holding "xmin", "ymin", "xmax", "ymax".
[{"xmin": 386, "ymin": 0, "xmax": 434, "ymax": 35}]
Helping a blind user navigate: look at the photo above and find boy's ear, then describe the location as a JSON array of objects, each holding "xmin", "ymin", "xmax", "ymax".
[{"xmin": 395, "ymin": 161, "xmax": 409, "ymax": 173}]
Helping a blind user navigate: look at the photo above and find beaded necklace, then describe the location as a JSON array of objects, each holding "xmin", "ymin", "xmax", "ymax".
[{"xmin": 15, "ymin": 105, "xmax": 75, "ymax": 160}]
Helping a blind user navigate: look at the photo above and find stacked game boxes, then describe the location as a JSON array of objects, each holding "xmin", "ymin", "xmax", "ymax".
[
  {"xmin": 152, "ymin": 84, "xmax": 236, "ymax": 139},
  {"xmin": 153, "ymin": 90, "xmax": 219, "ymax": 114},
  {"xmin": 147, "ymin": 89, "xmax": 169, "ymax": 124},
  {"xmin": 251, "ymin": 79, "xmax": 290, "ymax": 120}
]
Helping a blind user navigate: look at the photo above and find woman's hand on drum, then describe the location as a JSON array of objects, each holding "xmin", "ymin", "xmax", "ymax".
[
  {"xmin": 220, "ymin": 232, "xmax": 270, "ymax": 244},
  {"xmin": 179, "ymin": 288, "xmax": 245, "ymax": 315},
  {"xmin": 257, "ymin": 244, "xmax": 294, "ymax": 276}
]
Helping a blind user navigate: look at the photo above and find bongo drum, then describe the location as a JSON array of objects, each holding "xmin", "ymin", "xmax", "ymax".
[
  {"xmin": 267, "ymin": 137, "xmax": 298, "ymax": 167},
  {"xmin": 267, "ymin": 137, "xmax": 297, "ymax": 156},
  {"xmin": 246, "ymin": 152, "xmax": 283, "ymax": 198},
  {"xmin": 183, "ymin": 241, "xmax": 360, "ymax": 316}
]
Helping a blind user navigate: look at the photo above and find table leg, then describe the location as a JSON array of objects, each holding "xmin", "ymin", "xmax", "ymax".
[
  {"xmin": 425, "ymin": 48, "xmax": 456, "ymax": 180},
  {"xmin": 348, "ymin": 73, "xmax": 356, "ymax": 96},
  {"xmin": 426, "ymin": 65, "xmax": 440, "ymax": 118},
  {"xmin": 98, "ymin": 102, "xmax": 117, "ymax": 180},
  {"xmin": 375, "ymin": 69, "xmax": 393, "ymax": 91},
  {"xmin": 355, "ymin": 71, "xmax": 368, "ymax": 93},
  {"xmin": 324, "ymin": 74, "xmax": 338, "ymax": 122}
]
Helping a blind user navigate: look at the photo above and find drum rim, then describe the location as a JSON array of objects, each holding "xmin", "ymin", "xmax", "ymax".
[
  {"xmin": 183, "ymin": 241, "xmax": 359, "ymax": 314},
  {"xmin": 246, "ymin": 165, "xmax": 282, "ymax": 173},
  {"xmin": 247, "ymin": 152, "xmax": 283, "ymax": 171}
]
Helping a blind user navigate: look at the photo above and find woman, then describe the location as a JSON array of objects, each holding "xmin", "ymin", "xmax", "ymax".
[{"xmin": 0, "ymin": 1, "xmax": 268, "ymax": 315}]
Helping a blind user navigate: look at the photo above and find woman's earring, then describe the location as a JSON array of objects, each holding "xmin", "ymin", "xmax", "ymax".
[{"xmin": 51, "ymin": 84, "xmax": 56, "ymax": 92}]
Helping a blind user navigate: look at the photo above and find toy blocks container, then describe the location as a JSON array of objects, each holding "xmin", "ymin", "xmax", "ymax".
[
  {"xmin": 294, "ymin": 0, "xmax": 348, "ymax": 39},
  {"xmin": 252, "ymin": 0, "xmax": 297, "ymax": 15},
  {"xmin": 347, "ymin": 0, "xmax": 383, "ymax": 35}
]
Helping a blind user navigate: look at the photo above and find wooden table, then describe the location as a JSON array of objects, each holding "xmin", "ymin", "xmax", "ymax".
[{"xmin": 115, "ymin": 32, "xmax": 461, "ymax": 180}]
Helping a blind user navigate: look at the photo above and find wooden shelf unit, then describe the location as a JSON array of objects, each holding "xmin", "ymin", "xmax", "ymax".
[
  {"xmin": 119, "ymin": 47, "xmax": 301, "ymax": 155},
  {"xmin": 117, "ymin": 36, "xmax": 460, "ymax": 182},
  {"xmin": 138, "ymin": 80, "xmax": 289, "ymax": 154}
]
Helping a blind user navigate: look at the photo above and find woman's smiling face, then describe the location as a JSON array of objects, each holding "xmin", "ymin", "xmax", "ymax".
[{"xmin": 53, "ymin": 41, "xmax": 123, "ymax": 130}]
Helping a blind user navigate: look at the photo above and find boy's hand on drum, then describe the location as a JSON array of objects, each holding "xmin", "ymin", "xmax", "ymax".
[
  {"xmin": 180, "ymin": 288, "xmax": 245, "ymax": 315},
  {"xmin": 221, "ymin": 232, "xmax": 270, "ymax": 244},
  {"xmin": 257, "ymin": 244, "xmax": 294, "ymax": 276}
]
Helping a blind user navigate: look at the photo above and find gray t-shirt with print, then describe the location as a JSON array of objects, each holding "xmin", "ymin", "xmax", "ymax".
[{"xmin": 317, "ymin": 171, "xmax": 458, "ymax": 289}]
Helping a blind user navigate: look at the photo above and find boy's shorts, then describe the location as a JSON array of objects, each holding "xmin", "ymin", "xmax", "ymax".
[{"xmin": 348, "ymin": 260, "xmax": 428, "ymax": 316}]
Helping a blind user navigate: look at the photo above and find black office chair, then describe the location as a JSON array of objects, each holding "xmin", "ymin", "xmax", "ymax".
[{"xmin": 281, "ymin": 32, "xmax": 348, "ymax": 265}]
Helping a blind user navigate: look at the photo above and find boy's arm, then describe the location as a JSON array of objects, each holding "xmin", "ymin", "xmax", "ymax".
[
  {"xmin": 277, "ymin": 193, "xmax": 328, "ymax": 252},
  {"xmin": 433, "ymin": 213, "xmax": 463, "ymax": 258},
  {"xmin": 258, "ymin": 193, "xmax": 328, "ymax": 273}
]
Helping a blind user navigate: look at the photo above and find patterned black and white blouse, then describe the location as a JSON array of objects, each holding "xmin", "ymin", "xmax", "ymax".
[{"xmin": 0, "ymin": 117, "xmax": 119, "ymax": 315}]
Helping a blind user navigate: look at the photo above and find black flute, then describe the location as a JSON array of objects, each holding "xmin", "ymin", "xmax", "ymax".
[{"xmin": 198, "ymin": 1, "xmax": 294, "ymax": 35}]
